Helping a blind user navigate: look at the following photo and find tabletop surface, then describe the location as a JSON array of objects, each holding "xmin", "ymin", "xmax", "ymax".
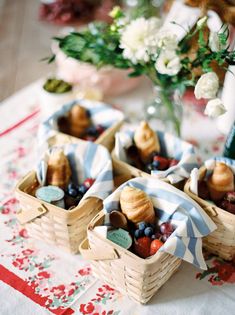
[{"xmin": 0, "ymin": 80, "xmax": 235, "ymax": 315}]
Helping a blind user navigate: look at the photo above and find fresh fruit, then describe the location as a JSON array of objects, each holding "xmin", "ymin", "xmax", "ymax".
[
  {"xmin": 78, "ymin": 184, "xmax": 88, "ymax": 195},
  {"xmin": 138, "ymin": 222, "xmax": 147, "ymax": 231},
  {"xmin": 144, "ymin": 226, "xmax": 154, "ymax": 237},
  {"xmin": 153, "ymin": 156, "xmax": 169, "ymax": 170},
  {"xmin": 133, "ymin": 237, "xmax": 151, "ymax": 258},
  {"xmin": 96, "ymin": 124, "xmax": 105, "ymax": 135},
  {"xmin": 159, "ymin": 222, "xmax": 174, "ymax": 235},
  {"xmin": 225, "ymin": 192, "xmax": 235, "ymax": 203},
  {"xmin": 169, "ymin": 159, "xmax": 179, "ymax": 167},
  {"xmin": 67, "ymin": 187, "xmax": 78, "ymax": 198},
  {"xmin": 134, "ymin": 229, "xmax": 144, "ymax": 239},
  {"xmin": 161, "ymin": 234, "xmax": 170, "ymax": 242},
  {"xmin": 83, "ymin": 178, "xmax": 95, "ymax": 189},
  {"xmin": 150, "ymin": 239, "xmax": 163, "ymax": 255},
  {"xmin": 220, "ymin": 200, "xmax": 235, "ymax": 214},
  {"xmin": 86, "ymin": 126, "xmax": 98, "ymax": 136}
]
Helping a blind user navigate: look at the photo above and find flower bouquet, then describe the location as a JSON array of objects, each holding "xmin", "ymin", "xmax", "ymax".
[{"xmin": 49, "ymin": 5, "xmax": 235, "ymax": 136}]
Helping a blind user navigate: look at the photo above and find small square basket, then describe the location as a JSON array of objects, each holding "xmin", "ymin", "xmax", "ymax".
[
  {"xmin": 15, "ymin": 171, "xmax": 103, "ymax": 254},
  {"xmin": 184, "ymin": 165, "xmax": 235, "ymax": 261},
  {"xmin": 79, "ymin": 211, "xmax": 181, "ymax": 304}
]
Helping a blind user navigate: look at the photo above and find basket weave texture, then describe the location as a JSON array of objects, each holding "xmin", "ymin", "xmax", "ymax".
[
  {"xmin": 15, "ymin": 171, "xmax": 103, "ymax": 254},
  {"xmin": 80, "ymin": 211, "xmax": 182, "ymax": 304},
  {"xmin": 184, "ymin": 166, "xmax": 235, "ymax": 261}
]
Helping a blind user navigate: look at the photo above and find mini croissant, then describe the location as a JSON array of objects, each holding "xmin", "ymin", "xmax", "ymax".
[
  {"xmin": 68, "ymin": 104, "xmax": 90, "ymax": 137},
  {"xmin": 120, "ymin": 186, "xmax": 156, "ymax": 225},
  {"xmin": 46, "ymin": 149, "xmax": 72, "ymax": 189},
  {"xmin": 134, "ymin": 121, "xmax": 160, "ymax": 163},
  {"xmin": 207, "ymin": 162, "xmax": 234, "ymax": 201}
]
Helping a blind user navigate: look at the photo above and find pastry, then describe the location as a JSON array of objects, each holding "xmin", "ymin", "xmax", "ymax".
[
  {"xmin": 134, "ymin": 121, "xmax": 160, "ymax": 163},
  {"xmin": 68, "ymin": 104, "xmax": 90, "ymax": 137},
  {"xmin": 207, "ymin": 162, "xmax": 234, "ymax": 201},
  {"xmin": 46, "ymin": 149, "xmax": 72, "ymax": 189},
  {"xmin": 120, "ymin": 186, "xmax": 156, "ymax": 225}
]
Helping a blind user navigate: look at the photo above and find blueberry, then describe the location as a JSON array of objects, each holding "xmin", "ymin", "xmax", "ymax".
[
  {"xmin": 68, "ymin": 188, "xmax": 78, "ymax": 198},
  {"xmin": 68, "ymin": 183, "xmax": 77, "ymax": 191},
  {"xmin": 78, "ymin": 184, "xmax": 88, "ymax": 195},
  {"xmin": 138, "ymin": 222, "xmax": 147, "ymax": 231},
  {"xmin": 144, "ymin": 227, "xmax": 154, "ymax": 237},
  {"xmin": 134, "ymin": 229, "xmax": 144, "ymax": 239},
  {"xmin": 152, "ymin": 160, "xmax": 159, "ymax": 169},
  {"xmin": 86, "ymin": 126, "xmax": 98, "ymax": 136}
]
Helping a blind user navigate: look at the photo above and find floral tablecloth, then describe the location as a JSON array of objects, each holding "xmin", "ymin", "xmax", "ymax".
[{"xmin": 0, "ymin": 80, "xmax": 235, "ymax": 315}]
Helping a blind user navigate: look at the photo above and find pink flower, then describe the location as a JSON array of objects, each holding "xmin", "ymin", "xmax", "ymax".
[
  {"xmin": 22, "ymin": 249, "xmax": 34, "ymax": 256},
  {"xmin": 78, "ymin": 266, "xmax": 91, "ymax": 276},
  {"xmin": 17, "ymin": 147, "xmax": 26, "ymax": 158},
  {"xmin": 1, "ymin": 207, "xmax": 10, "ymax": 214},
  {"xmin": 19, "ymin": 229, "xmax": 28, "ymax": 238},
  {"xmin": 38, "ymin": 271, "xmax": 51, "ymax": 279},
  {"xmin": 79, "ymin": 302, "xmax": 95, "ymax": 314}
]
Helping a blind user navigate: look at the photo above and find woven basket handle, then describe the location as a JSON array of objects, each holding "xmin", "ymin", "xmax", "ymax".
[
  {"xmin": 17, "ymin": 203, "xmax": 48, "ymax": 224},
  {"xmin": 80, "ymin": 238, "xmax": 119, "ymax": 261},
  {"xmin": 204, "ymin": 205, "xmax": 218, "ymax": 217}
]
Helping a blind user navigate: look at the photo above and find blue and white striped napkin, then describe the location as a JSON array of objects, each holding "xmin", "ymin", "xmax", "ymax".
[
  {"xmin": 37, "ymin": 98, "xmax": 124, "ymax": 150},
  {"xmin": 114, "ymin": 130, "xmax": 198, "ymax": 184},
  {"xmin": 190, "ymin": 157, "xmax": 235, "ymax": 195},
  {"xmin": 103, "ymin": 177, "xmax": 216, "ymax": 270},
  {"xmin": 36, "ymin": 141, "xmax": 114, "ymax": 201}
]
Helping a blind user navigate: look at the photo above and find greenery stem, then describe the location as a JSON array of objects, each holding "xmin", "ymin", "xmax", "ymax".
[{"xmin": 147, "ymin": 68, "xmax": 181, "ymax": 136}]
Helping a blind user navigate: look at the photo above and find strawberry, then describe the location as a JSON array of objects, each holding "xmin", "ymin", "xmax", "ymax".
[
  {"xmin": 134, "ymin": 237, "xmax": 151, "ymax": 258},
  {"xmin": 150, "ymin": 239, "xmax": 163, "ymax": 256},
  {"xmin": 169, "ymin": 159, "xmax": 179, "ymax": 167},
  {"xmin": 83, "ymin": 178, "xmax": 95, "ymax": 189}
]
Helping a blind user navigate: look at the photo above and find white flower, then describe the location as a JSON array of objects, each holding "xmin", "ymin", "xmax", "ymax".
[
  {"xmin": 197, "ymin": 16, "xmax": 207, "ymax": 29},
  {"xmin": 120, "ymin": 17, "xmax": 161, "ymax": 64},
  {"xmin": 155, "ymin": 50, "xmax": 181, "ymax": 76},
  {"xmin": 155, "ymin": 28, "xmax": 178, "ymax": 50},
  {"xmin": 194, "ymin": 72, "xmax": 219, "ymax": 99},
  {"xmin": 209, "ymin": 31, "xmax": 226, "ymax": 52},
  {"xmin": 204, "ymin": 98, "xmax": 226, "ymax": 117}
]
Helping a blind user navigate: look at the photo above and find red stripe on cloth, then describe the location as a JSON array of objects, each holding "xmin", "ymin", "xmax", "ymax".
[
  {"xmin": 0, "ymin": 108, "xmax": 40, "ymax": 138},
  {"xmin": 0, "ymin": 264, "xmax": 74, "ymax": 315}
]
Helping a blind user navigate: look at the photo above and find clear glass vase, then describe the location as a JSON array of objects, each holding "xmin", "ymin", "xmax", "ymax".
[{"xmin": 145, "ymin": 86, "xmax": 183, "ymax": 137}]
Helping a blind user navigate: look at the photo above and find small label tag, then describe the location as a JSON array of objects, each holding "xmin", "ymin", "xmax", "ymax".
[{"xmin": 107, "ymin": 228, "xmax": 132, "ymax": 249}]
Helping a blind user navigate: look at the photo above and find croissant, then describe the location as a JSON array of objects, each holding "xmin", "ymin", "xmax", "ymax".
[
  {"xmin": 134, "ymin": 121, "xmax": 160, "ymax": 163},
  {"xmin": 207, "ymin": 162, "xmax": 234, "ymax": 201},
  {"xmin": 46, "ymin": 149, "xmax": 72, "ymax": 189},
  {"xmin": 68, "ymin": 104, "xmax": 90, "ymax": 137},
  {"xmin": 120, "ymin": 186, "xmax": 156, "ymax": 225}
]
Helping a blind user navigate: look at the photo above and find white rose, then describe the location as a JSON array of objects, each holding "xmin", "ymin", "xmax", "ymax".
[
  {"xmin": 155, "ymin": 50, "xmax": 181, "ymax": 76},
  {"xmin": 120, "ymin": 17, "xmax": 161, "ymax": 64},
  {"xmin": 209, "ymin": 31, "xmax": 226, "ymax": 52},
  {"xmin": 194, "ymin": 72, "xmax": 219, "ymax": 99},
  {"xmin": 155, "ymin": 28, "xmax": 178, "ymax": 50},
  {"xmin": 204, "ymin": 98, "xmax": 226, "ymax": 118}
]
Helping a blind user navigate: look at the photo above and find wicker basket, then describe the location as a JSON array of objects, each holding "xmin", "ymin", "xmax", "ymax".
[
  {"xmin": 184, "ymin": 166, "xmax": 235, "ymax": 261},
  {"xmin": 15, "ymin": 171, "xmax": 103, "ymax": 254},
  {"xmin": 79, "ymin": 211, "xmax": 182, "ymax": 304}
]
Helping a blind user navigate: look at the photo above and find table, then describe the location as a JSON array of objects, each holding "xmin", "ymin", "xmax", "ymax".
[{"xmin": 0, "ymin": 80, "xmax": 235, "ymax": 315}]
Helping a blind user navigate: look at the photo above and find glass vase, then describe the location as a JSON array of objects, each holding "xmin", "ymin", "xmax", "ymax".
[{"xmin": 145, "ymin": 86, "xmax": 183, "ymax": 137}]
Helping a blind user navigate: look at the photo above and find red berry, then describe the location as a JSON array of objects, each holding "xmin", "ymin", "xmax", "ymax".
[
  {"xmin": 150, "ymin": 239, "xmax": 163, "ymax": 255},
  {"xmin": 169, "ymin": 159, "xmax": 179, "ymax": 167},
  {"xmin": 133, "ymin": 237, "xmax": 151, "ymax": 258},
  {"xmin": 153, "ymin": 156, "xmax": 169, "ymax": 170},
  {"xmin": 96, "ymin": 124, "xmax": 105, "ymax": 135},
  {"xmin": 83, "ymin": 178, "xmax": 95, "ymax": 189},
  {"xmin": 160, "ymin": 222, "xmax": 174, "ymax": 235}
]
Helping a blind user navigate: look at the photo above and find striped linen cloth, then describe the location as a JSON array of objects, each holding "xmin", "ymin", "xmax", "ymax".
[
  {"xmin": 103, "ymin": 177, "xmax": 217, "ymax": 270},
  {"xmin": 37, "ymin": 98, "xmax": 124, "ymax": 149},
  {"xmin": 36, "ymin": 141, "xmax": 114, "ymax": 201},
  {"xmin": 190, "ymin": 157, "xmax": 235, "ymax": 195},
  {"xmin": 114, "ymin": 130, "xmax": 198, "ymax": 184}
]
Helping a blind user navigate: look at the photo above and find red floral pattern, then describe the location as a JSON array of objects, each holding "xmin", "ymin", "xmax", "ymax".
[{"xmin": 196, "ymin": 253, "xmax": 235, "ymax": 285}]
